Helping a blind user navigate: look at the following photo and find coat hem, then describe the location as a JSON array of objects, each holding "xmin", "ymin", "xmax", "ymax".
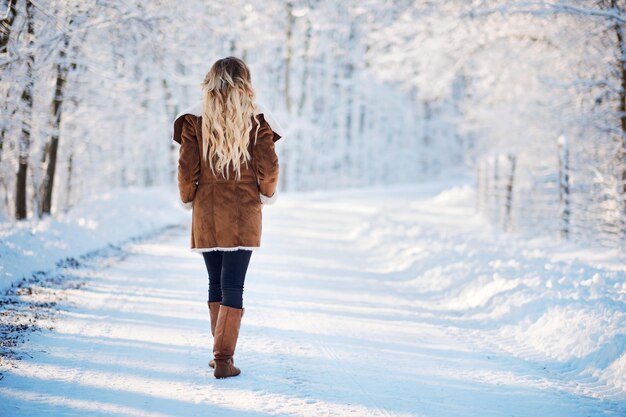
[
  {"xmin": 260, "ymin": 191, "xmax": 278, "ymax": 205},
  {"xmin": 191, "ymin": 246, "xmax": 260, "ymax": 253}
]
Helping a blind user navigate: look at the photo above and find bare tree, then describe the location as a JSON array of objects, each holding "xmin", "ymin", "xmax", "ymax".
[{"xmin": 15, "ymin": 0, "xmax": 34, "ymax": 220}]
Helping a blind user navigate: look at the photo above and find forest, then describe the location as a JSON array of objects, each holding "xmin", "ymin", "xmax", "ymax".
[{"xmin": 1, "ymin": 0, "xmax": 625, "ymax": 247}]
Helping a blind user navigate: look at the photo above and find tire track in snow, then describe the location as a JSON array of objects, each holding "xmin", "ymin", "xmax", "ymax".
[{"xmin": 317, "ymin": 343, "xmax": 402, "ymax": 417}]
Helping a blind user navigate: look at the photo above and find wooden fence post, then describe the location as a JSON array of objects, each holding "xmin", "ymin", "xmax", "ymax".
[
  {"xmin": 493, "ymin": 155, "xmax": 500, "ymax": 225},
  {"xmin": 505, "ymin": 153, "xmax": 516, "ymax": 230},
  {"xmin": 483, "ymin": 158, "xmax": 491, "ymax": 219},
  {"xmin": 558, "ymin": 136, "xmax": 570, "ymax": 239},
  {"xmin": 476, "ymin": 160, "xmax": 484, "ymax": 213}
]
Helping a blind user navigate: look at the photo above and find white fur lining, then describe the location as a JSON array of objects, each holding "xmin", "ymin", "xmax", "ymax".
[
  {"xmin": 260, "ymin": 191, "xmax": 278, "ymax": 205},
  {"xmin": 173, "ymin": 101, "xmax": 284, "ymax": 138},
  {"xmin": 192, "ymin": 246, "xmax": 259, "ymax": 253}
]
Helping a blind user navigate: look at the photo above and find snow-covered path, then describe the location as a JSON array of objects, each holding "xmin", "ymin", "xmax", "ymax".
[{"xmin": 1, "ymin": 181, "xmax": 624, "ymax": 416}]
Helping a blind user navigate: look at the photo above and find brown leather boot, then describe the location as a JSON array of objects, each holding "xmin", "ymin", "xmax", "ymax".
[
  {"xmin": 209, "ymin": 304, "xmax": 244, "ymax": 368},
  {"xmin": 213, "ymin": 305, "xmax": 244, "ymax": 378},
  {"xmin": 208, "ymin": 301, "xmax": 221, "ymax": 369}
]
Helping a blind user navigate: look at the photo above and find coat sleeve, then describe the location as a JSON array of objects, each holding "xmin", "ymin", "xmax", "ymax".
[
  {"xmin": 177, "ymin": 115, "xmax": 201, "ymax": 207},
  {"xmin": 253, "ymin": 117, "xmax": 280, "ymax": 205}
]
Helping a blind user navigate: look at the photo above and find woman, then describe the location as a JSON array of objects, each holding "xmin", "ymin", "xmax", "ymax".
[{"xmin": 172, "ymin": 57, "xmax": 282, "ymax": 379}]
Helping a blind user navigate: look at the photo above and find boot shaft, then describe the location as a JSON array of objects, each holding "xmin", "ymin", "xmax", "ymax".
[
  {"xmin": 208, "ymin": 301, "xmax": 221, "ymax": 336},
  {"xmin": 213, "ymin": 305, "xmax": 243, "ymax": 360}
]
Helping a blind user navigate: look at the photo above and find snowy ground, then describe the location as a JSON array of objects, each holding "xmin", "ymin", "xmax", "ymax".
[
  {"xmin": 0, "ymin": 186, "xmax": 189, "ymax": 293},
  {"xmin": 0, "ymin": 180, "xmax": 625, "ymax": 416}
]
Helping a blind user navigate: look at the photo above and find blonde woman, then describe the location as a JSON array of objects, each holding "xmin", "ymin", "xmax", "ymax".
[{"xmin": 172, "ymin": 57, "xmax": 282, "ymax": 379}]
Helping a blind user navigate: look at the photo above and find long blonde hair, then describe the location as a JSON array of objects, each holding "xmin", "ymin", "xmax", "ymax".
[{"xmin": 201, "ymin": 57, "xmax": 261, "ymax": 180}]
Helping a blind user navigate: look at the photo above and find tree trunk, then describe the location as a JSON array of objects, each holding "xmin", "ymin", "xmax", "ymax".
[
  {"xmin": 41, "ymin": 34, "xmax": 70, "ymax": 216},
  {"xmin": 16, "ymin": 0, "xmax": 35, "ymax": 220},
  {"xmin": 613, "ymin": 3, "xmax": 626, "ymax": 240},
  {"xmin": 0, "ymin": 0, "xmax": 18, "ymax": 164},
  {"xmin": 297, "ymin": 17, "xmax": 311, "ymax": 117},
  {"xmin": 163, "ymin": 78, "xmax": 178, "ymax": 184},
  {"xmin": 0, "ymin": 0, "xmax": 17, "ymax": 52},
  {"xmin": 64, "ymin": 152, "xmax": 73, "ymax": 211},
  {"xmin": 284, "ymin": 1, "xmax": 294, "ymax": 114},
  {"xmin": 280, "ymin": 1, "xmax": 294, "ymax": 192}
]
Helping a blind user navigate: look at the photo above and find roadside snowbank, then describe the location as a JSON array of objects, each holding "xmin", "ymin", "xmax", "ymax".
[
  {"xmin": 0, "ymin": 186, "xmax": 189, "ymax": 292},
  {"xmin": 375, "ymin": 184, "xmax": 626, "ymax": 401}
]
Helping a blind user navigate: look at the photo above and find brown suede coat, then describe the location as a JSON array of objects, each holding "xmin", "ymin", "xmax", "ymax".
[{"xmin": 173, "ymin": 110, "xmax": 280, "ymax": 252}]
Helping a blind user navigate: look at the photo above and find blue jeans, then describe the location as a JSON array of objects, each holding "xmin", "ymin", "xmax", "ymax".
[{"xmin": 202, "ymin": 250, "xmax": 252, "ymax": 309}]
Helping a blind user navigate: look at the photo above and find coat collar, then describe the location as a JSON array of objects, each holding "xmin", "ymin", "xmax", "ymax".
[{"xmin": 172, "ymin": 101, "xmax": 284, "ymax": 144}]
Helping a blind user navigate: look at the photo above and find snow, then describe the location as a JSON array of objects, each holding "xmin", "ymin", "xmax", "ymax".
[
  {"xmin": 0, "ymin": 186, "xmax": 189, "ymax": 293},
  {"xmin": 0, "ymin": 180, "xmax": 625, "ymax": 416}
]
